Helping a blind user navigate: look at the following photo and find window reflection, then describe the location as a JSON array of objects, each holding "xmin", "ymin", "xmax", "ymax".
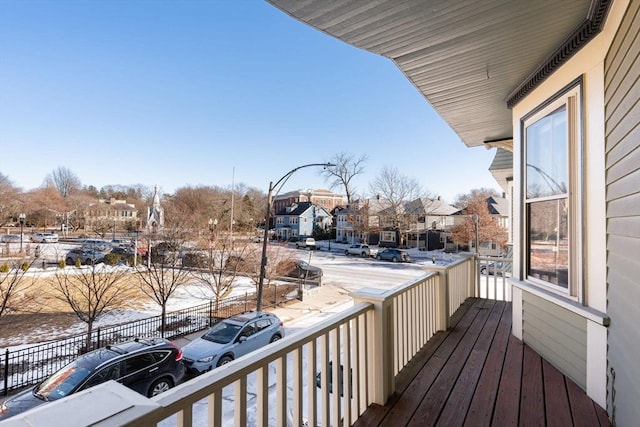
[
  {"xmin": 527, "ymin": 199, "xmax": 568, "ymax": 288},
  {"xmin": 526, "ymin": 106, "xmax": 568, "ymax": 198}
]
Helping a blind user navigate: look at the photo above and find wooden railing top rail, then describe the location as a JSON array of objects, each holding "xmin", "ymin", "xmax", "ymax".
[{"xmin": 351, "ymin": 271, "xmax": 438, "ymax": 302}]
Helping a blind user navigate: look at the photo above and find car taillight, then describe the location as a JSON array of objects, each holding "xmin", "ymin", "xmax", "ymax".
[
  {"xmin": 279, "ymin": 321, "xmax": 284, "ymax": 327},
  {"xmin": 169, "ymin": 341, "xmax": 183, "ymax": 361}
]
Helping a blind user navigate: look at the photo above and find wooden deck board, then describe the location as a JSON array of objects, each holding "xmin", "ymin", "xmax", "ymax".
[
  {"xmin": 378, "ymin": 300, "xmax": 486, "ymax": 426},
  {"xmin": 437, "ymin": 300, "xmax": 505, "ymax": 426},
  {"xmin": 463, "ymin": 301, "xmax": 512, "ymax": 427},
  {"xmin": 409, "ymin": 300, "xmax": 494, "ymax": 426},
  {"xmin": 520, "ymin": 344, "xmax": 545, "ymax": 427},
  {"xmin": 542, "ymin": 358, "xmax": 573, "ymax": 427},
  {"xmin": 356, "ymin": 298, "xmax": 611, "ymax": 426}
]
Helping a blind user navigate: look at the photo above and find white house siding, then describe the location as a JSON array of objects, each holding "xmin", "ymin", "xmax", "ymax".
[{"xmin": 604, "ymin": 0, "xmax": 640, "ymax": 425}]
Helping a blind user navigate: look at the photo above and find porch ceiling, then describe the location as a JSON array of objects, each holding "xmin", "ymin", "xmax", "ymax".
[{"xmin": 268, "ymin": 0, "xmax": 604, "ymax": 148}]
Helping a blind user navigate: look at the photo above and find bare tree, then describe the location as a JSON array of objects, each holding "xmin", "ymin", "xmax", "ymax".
[
  {"xmin": 0, "ymin": 259, "xmax": 37, "ymax": 324},
  {"xmin": 453, "ymin": 187, "xmax": 499, "ymax": 209},
  {"xmin": 0, "ymin": 173, "xmax": 23, "ymax": 227},
  {"xmin": 49, "ymin": 264, "xmax": 132, "ymax": 350},
  {"xmin": 135, "ymin": 227, "xmax": 192, "ymax": 337},
  {"xmin": 25, "ymin": 183, "xmax": 66, "ymax": 229},
  {"xmin": 47, "ymin": 166, "xmax": 82, "ymax": 198},
  {"xmin": 89, "ymin": 218, "xmax": 114, "ymax": 238},
  {"xmin": 320, "ymin": 152, "xmax": 367, "ymax": 205},
  {"xmin": 244, "ymin": 244, "xmax": 295, "ymax": 292},
  {"xmin": 370, "ymin": 166, "xmax": 426, "ymax": 244}
]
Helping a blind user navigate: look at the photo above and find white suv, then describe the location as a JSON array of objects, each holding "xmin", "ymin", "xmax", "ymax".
[
  {"xmin": 345, "ymin": 244, "xmax": 372, "ymax": 257},
  {"xmin": 30, "ymin": 233, "xmax": 59, "ymax": 243},
  {"xmin": 295, "ymin": 238, "xmax": 317, "ymax": 249}
]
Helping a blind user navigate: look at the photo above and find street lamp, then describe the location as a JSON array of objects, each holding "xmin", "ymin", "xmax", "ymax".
[
  {"xmin": 18, "ymin": 213, "xmax": 26, "ymax": 253},
  {"xmin": 472, "ymin": 214, "xmax": 479, "ymax": 254},
  {"xmin": 256, "ymin": 162, "xmax": 336, "ymax": 312}
]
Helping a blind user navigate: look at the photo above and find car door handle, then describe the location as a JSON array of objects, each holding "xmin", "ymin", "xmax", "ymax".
[{"xmin": 149, "ymin": 367, "xmax": 159, "ymax": 372}]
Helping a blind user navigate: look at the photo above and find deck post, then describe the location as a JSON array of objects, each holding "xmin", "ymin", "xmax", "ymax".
[
  {"xmin": 352, "ymin": 288, "xmax": 395, "ymax": 405},
  {"xmin": 436, "ymin": 272, "xmax": 450, "ymax": 331},
  {"xmin": 423, "ymin": 265, "xmax": 450, "ymax": 331}
]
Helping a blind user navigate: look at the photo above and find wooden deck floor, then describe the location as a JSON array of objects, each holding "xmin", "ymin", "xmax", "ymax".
[{"xmin": 353, "ymin": 298, "xmax": 610, "ymax": 427}]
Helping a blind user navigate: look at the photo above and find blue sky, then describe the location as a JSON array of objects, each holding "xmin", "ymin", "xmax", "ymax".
[{"xmin": 0, "ymin": 0, "xmax": 501, "ymax": 203}]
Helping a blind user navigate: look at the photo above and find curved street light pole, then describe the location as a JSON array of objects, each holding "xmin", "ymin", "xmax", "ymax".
[{"xmin": 256, "ymin": 162, "xmax": 335, "ymax": 312}]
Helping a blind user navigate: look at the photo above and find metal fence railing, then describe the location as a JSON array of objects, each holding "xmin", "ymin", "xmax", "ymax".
[{"xmin": 1, "ymin": 284, "xmax": 299, "ymax": 396}]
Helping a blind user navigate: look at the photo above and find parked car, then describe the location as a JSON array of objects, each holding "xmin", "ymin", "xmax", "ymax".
[
  {"xmin": 182, "ymin": 251, "xmax": 208, "ymax": 268},
  {"xmin": 182, "ymin": 312, "xmax": 284, "ymax": 375},
  {"xmin": 110, "ymin": 238, "xmax": 131, "ymax": 248},
  {"xmin": 280, "ymin": 259, "xmax": 323, "ymax": 283},
  {"xmin": 82, "ymin": 239, "xmax": 111, "ymax": 252},
  {"xmin": 110, "ymin": 246, "xmax": 134, "ymax": 257},
  {"xmin": 0, "ymin": 234, "xmax": 22, "ymax": 243},
  {"xmin": 376, "ymin": 248, "xmax": 410, "ymax": 262},
  {"xmin": 30, "ymin": 232, "xmax": 59, "ymax": 243},
  {"xmin": 295, "ymin": 237, "xmax": 317, "ymax": 249},
  {"xmin": 65, "ymin": 248, "xmax": 106, "ymax": 265},
  {"xmin": 480, "ymin": 261, "xmax": 504, "ymax": 275},
  {"xmin": 0, "ymin": 338, "xmax": 185, "ymax": 421},
  {"xmin": 344, "ymin": 244, "xmax": 373, "ymax": 257}
]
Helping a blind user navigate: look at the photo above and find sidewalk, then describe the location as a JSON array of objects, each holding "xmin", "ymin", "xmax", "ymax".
[{"xmin": 172, "ymin": 284, "xmax": 354, "ymax": 348}]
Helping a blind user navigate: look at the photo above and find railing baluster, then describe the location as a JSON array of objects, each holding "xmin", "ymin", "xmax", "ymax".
[
  {"xmin": 305, "ymin": 340, "xmax": 317, "ymax": 427},
  {"xmin": 292, "ymin": 347, "xmax": 303, "ymax": 427},
  {"xmin": 234, "ymin": 377, "xmax": 247, "ymax": 427},
  {"xmin": 342, "ymin": 317, "xmax": 352, "ymax": 426},
  {"xmin": 331, "ymin": 327, "xmax": 341, "ymax": 427}
]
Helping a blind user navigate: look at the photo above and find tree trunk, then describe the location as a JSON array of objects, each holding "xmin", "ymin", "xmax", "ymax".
[
  {"xmin": 85, "ymin": 321, "xmax": 93, "ymax": 353},
  {"xmin": 161, "ymin": 304, "xmax": 166, "ymax": 338}
]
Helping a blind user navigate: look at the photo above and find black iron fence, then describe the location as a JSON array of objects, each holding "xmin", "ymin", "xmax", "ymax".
[{"xmin": 1, "ymin": 284, "xmax": 298, "ymax": 396}]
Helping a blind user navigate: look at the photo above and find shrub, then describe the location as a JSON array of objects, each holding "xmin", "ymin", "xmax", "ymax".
[
  {"xmin": 0, "ymin": 263, "xmax": 9, "ymax": 273},
  {"xmin": 21, "ymin": 261, "xmax": 30, "ymax": 271},
  {"xmin": 58, "ymin": 260, "xmax": 66, "ymax": 269},
  {"xmin": 75, "ymin": 258, "xmax": 82, "ymax": 268},
  {"xmin": 103, "ymin": 253, "xmax": 121, "ymax": 266}
]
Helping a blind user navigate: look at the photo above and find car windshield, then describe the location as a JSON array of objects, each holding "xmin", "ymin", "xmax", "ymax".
[
  {"xmin": 34, "ymin": 360, "xmax": 93, "ymax": 401},
  {"xmin": 297, "ymin": 261, "xmax": 310, "ymax": 269},
  {"xmin": 202, "ymin": 321, "xmax": 242, "ymax": 344}
]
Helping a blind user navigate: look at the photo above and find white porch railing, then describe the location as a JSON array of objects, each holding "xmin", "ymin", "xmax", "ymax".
[{"xmin": 6, "ymin": 256, "xmax": 512, "ymax": 427}]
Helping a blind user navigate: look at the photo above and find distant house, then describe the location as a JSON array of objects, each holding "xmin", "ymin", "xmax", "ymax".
[
  {"xmin": 403, "ymin": 198, "xmax": 459, "ymax": 250},
  {"xmin": 273, "ymin": 202, "xmax": 333, "ymax": 240},
  {"xmin": 85, "ymin": 197, "xmax": 138, "ymax": 230},
  {"xmin": 335, "ymin": 197, "xmax": 390, "ymax": 245},
  {"xmin": 272, "ymin": 189, "xmax": 344, "ymax": 218},
  {"xmin": 376, "ymin": 197, "xmax": 459, "ymax": 248}
]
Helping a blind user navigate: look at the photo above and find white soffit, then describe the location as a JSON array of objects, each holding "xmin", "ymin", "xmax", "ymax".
[{"xmin": 268, "ymin": 0, "xmax": 605, "ymax": 148}]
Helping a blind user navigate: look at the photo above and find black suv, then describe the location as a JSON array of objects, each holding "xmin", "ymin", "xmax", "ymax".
[{"xmin": 0, "ymin": 338, "xmax": 185, "ymax": 420}]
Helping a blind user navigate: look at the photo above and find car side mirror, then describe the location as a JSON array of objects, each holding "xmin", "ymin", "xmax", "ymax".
[{"xmin": 238, "ymin": 336, "xmax": 247, "ymax": 343}]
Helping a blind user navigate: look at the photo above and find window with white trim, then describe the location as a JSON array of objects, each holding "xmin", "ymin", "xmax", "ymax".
[{"xmin": 523, "ymin": 80, "xmax": 582, "ymax": 297}]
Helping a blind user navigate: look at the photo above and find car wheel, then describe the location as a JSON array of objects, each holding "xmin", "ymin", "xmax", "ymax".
[
  {"xmin": 148, "ymin": 378, "xmax": 173, "ymax": 397},
  {"xmin": 376, "ymin": 255, "xmax": 382, "ymax": 260},
  {"xmin": 66, "ymin": 257, "xmax": 73, "ymax": 265},
  {"xmin": 270, "ymin": 334, "xmax": 282, "ymax": 343},
  {"xmin": 392, "ymin": 257, "xmax": 398, "ymax": 262},
  {"xmin": 344, "ymin": 250, "xmax": 349, "ymax": 255},
  {"xmin": 361, "ymin": 252, "xmax": 367, "ymax": 257},
  {"xmin": 480, "ymin": 267, "xmax": 486, "ymax": 274},
  {"xmin": 217, "ymin": 355, "xmax": 233, "ymax": 367}
]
